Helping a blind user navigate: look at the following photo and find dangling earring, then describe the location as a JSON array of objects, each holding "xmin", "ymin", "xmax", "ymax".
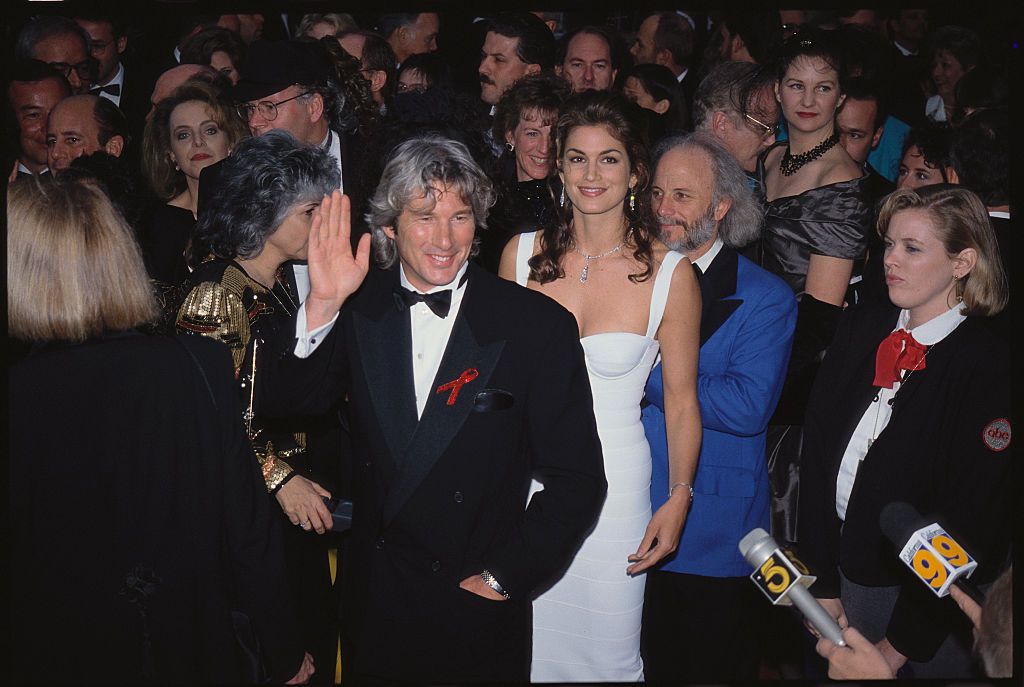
[
  {"xmin": 628, "ymin": 187, "xmax": 636, "ymax": 212},
  {"xmin": 953, "ymin": 273, "xmax": 965, "ymax": 302},
  {"xmin": 559, "ymin": 186, "xmax": 566, "ymax": 207}
]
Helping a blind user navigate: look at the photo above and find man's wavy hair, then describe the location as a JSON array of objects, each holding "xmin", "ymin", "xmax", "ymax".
[
  {"xmin": 191, "ymin": 130, "xmax": 339, "ymax": 263},
  {"xmin": 530, "ymin": 89, "xmax": 655, "ymax": 284},
  {"xmin": 365, "ymin": 135, "xmax": 495, "ymax": 269}
]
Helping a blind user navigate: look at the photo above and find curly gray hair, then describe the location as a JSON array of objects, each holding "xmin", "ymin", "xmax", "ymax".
[
  {"xmin": 365, "ymin": 135, "xmax": 495, "ymax": 268},
  {"xmin": 193, "ymin": 129, "xmax": 339, "ymax": 261}
]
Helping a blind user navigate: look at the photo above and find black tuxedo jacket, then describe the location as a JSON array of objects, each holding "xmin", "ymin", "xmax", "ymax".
[
  {"xmin": 264, "ymin": 264, "xmax": 607, "ymax": 682},
  {"xmin": 798, "ymin": 302, "xmax": 1012, "ymax": 661}
]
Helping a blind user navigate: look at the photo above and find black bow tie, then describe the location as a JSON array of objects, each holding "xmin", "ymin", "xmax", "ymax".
[
  {"xmin": 393, "ymin": 286, "xmax": 453, "ymax": 318},
  {"xmin": 91, "ymin": 83, "xmax": 121, "ymax": 97}
]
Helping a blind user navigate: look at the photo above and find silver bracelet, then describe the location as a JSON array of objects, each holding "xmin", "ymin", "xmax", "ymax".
[
  {"xmin": 668, "ymin": 481, "xmax": 694, "ymax": 500},
  {"xmin": 480, "ymin": 569, "xmax": 510, "ymax": 599}
]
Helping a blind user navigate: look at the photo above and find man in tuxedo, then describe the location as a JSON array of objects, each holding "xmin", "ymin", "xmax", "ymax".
[
  {"xmin": 631, "ymin": 12, "xmax": 698, "ymax": 114},
  {"xmin": 6, "ymin": 60, "xmax": 70, "ymax": 179},
  {"xmin": 46, "ymin": 94, "xmax": 129, "ymax": 174},
  {"xmin": 264, "ymin": 135, "xmax": 606, "ymax": 683},
  {"xmin": 378, "ymin": 12, "xmax": 441, "ymax": 67},
  {"xmin": 641, "ymin": 131, "xmax": 796, "ymax": 682},
  {"xmin": 14, "ymin": 16, "xmax": 95, "ymax": 95}
]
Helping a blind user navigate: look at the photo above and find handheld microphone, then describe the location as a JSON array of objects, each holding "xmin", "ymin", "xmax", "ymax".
[
  {"xmin": 738, "ymin": 528, "xmax": 846, "ymax": 646},
  {"xmin": 879, "ymin": 501, "xmax": 983, "ymax": 603}
]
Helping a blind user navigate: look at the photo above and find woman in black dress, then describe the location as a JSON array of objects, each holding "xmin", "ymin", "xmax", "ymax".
[
  {"xmin": 478, "ymin": 72, "xmax": 570, "ymax": 273},
  {"xmin": 140, "ymin": 78, "xmax": 249, "ymax": 287},
  {"xmin": 174, "ymin": 130, "xmax": 342, "ymax": 683},
  {"xmin": 8, "ymin": 174, "xmax": 311, "ymax": 684},
  {"xmin": 757, "ymin": 29, "xmax": 872, "ymax": 541}
]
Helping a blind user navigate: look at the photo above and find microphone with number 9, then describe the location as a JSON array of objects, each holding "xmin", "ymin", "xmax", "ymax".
[
  {"xmin": 879, "ymin": 501, "xmax": 984, "ymax": 604},
  {"xmin": 738, "ymin": 528, "xmax": 846, "ymax": 646}
]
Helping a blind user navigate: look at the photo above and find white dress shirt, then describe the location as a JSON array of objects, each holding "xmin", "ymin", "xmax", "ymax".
[
  {"xmin": 835, "ymin": 305, "xmax": 967, "ymax": 520},
  {"xmin": 691, "ymin": 237, "xmax": 723, "ymax": 274},
  {"xmin": 293, "ymin": 262, "xmax": 470, "ymax": 417},
  {"xmin": 93, "ymin": 62, "xmax": 125, "ymax": 107}
]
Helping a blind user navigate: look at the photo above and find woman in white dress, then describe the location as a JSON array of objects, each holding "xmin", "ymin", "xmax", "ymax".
[{"xmin": 498, "ymin": 90, "xmax": 702, "ymax": 682}]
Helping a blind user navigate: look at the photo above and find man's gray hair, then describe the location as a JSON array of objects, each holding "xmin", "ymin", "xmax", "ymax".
[
  {"xmin": 365, "ymin": 135, "xmax": 495, "ymax": 268},
  {"xmin": 651, "ymin": 131, "xmax": 763, "ymax": 248},
  {"xmin": 15, "ymin": 16, "xmax": 91, "ymax": 61}
]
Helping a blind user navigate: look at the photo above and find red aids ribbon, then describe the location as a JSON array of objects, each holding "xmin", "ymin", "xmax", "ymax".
[
  {"xmin": 872, "ymin": 329, "xmax": 928, "ymax": 389},
  {"xmin": 436, "ymin": 368, "xmax": 479, "ymax": 406}
]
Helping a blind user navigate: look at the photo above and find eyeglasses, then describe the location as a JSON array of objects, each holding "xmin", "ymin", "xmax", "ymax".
[
  {"xmin": 396, "ymin": 81, "xmax": 427, "ymax": 94},
  {"xmin": 48, "ymin": 59, "xmax": 94, "ymax": 80},
  {"xmin": 236, "ymin": 91, "xmax": 310, "ymax": 121},
  {"xmin": 743, "ymin": 112, "xmax": 780, "ymax": 140}
]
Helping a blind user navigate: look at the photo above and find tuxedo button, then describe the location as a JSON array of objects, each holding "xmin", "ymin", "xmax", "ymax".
[
  {"xmin": 375, "ymin": 538, "xmax": 384, "ymax": 550},
  {"xmin": 453, "ymin": 491, "xmax": 464, "ymax": 503},
  {"xmin": 431, "ymin": 560, "xmax": 441, "ymax": 572}
]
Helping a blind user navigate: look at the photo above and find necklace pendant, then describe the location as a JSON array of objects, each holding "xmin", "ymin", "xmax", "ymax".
[{"xmin": 580, "ymin": 262, "xmax": 589, "ymax": 283}]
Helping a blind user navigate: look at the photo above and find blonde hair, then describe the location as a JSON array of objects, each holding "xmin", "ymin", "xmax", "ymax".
[
  {"xmin": 876, "ymin": 185, "xmax": 1008, "ymax": 317},
  {"xmin": 7, "ymin": 176, "xmax": 158, "ymax": 342}
]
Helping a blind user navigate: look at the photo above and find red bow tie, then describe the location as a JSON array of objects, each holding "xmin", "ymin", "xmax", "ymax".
[{"xmin": 873, "ymin": 329, "xmax": 928, "ymax": 389}]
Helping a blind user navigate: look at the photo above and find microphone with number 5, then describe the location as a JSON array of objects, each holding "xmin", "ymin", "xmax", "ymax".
[
  {"xmin": 738, "ymin": 528, "xmax": 846, "ymax": 646},
  {"xmin": 879, "ymin": 501, "xmax": 984, "ymax": 604}
]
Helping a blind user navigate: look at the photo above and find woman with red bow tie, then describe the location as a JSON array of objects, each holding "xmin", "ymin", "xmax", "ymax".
[{"xmin": 797, "ymin": 185, "xmax": 1010, "ymax": 679}]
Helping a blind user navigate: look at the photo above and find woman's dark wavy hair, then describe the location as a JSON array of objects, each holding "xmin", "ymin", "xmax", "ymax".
[
  {"xmin": 530, "ymin": 90, "xmax": 655, "ymax": 284},
  {"xmin": 191, "ymin": 130, "xmax": 339, "ymax": 263}
]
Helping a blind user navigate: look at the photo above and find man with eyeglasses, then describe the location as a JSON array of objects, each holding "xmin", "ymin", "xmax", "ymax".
[
  {"xmin": 692, "ymin": 61, "xmax": 779, "ymax": 188},
  {"xmin": 14, "ymin": 16, "xmax": 96, "ymax": 95},
  {"xmin": 337, "ymin": 29, "xmax": 397, "ymax": 114}
]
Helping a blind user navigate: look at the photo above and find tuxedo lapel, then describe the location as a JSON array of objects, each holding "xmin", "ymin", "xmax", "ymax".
[
  {"xmin": 382, "ymin": 271, "xmax": 505, "ymax": 525},
  {"xmin": 698, "ymin": 247, "xmax": 743, "ymax": 347},
  {"xmin": 352, "ymin": 271, "xmax": 418, "ymax": 470}
]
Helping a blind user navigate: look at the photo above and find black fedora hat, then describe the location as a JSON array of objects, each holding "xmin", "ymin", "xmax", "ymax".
[{"xmin": 230, "ymin": 40, "xmax": 330, "ymax": 103}]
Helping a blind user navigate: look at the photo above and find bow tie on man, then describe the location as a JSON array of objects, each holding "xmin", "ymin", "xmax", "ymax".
[
  {"xmin": 90, "ymin": 83, "xmax": 121, "ymax": 97},
  {"xmin": 873, "ymin": 329, "xmax": 928, "ymax": 389},
  {"xmin": 393, "ymin": 285, "xmax": 452, "ymax": 318}
]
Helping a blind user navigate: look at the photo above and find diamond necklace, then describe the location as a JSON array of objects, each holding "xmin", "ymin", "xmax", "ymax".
[
  {"xmin": 574, "ymin": 241, "xmax": 624, "ymax": 283},
  {"xmin": 780, "ymin": 130, "xmax": 840, "ymax": 176}
]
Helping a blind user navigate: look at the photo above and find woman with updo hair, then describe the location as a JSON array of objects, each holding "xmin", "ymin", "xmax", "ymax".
[
  {"xmin": 499, "ymin": 89, "xmax": 701, "ymax": 682},
  {"xmin": 799, "ymin": 185, "xmax": 1010, "ymax": 679}
]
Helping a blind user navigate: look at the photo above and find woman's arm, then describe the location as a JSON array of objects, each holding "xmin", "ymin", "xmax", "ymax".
[
  {"xmin": 627, "ymin": 258, "xmax": 702, "ymax": 574},
  {"xmin": 805, "ymin": 254, "xmax": 854, "ymax": 306}
]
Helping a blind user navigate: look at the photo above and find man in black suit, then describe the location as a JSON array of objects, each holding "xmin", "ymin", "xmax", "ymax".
[
  {"xmin": 631, "ymin": 11, "xmax": 698, "ymax": 118},
  {"xmin": 264, "ymin": 135, "xmax": 606, "ymax": 683}
]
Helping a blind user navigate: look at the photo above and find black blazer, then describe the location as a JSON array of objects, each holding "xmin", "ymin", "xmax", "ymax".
[
  {"xmin": 9, "ymin": 332, "xmax": 304, "ymax": 683},
  {"xmin": 798, "ymin": 303, "xmax": 1012, "ymax": 661},
  {"xmin": 263, "ymin": 264, "xmax": 607, "ymax": 682}
]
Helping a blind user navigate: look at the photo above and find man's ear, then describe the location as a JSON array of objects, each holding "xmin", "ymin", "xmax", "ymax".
[
  {"xmin": 307, "ymin": 92, "xmax": 325, "ymax": 123},
  {"xmin": 871, "ymin": 125, "xmax": 884, "ymax": 151},
  {"xmin": 711, "ymin": 110, "xmax": 731, "ymax": 134},
  {"xmin": 524, "ymin": 63, "xmax": 541, "ymax": 77},
  {"xmin": 713, "ymin": 196, "xmax": 732, "ymax": 222},
  {"xmin": 946, "ymin": 166, "xmax": 961, "ymax": 185},
  {"xmin": 652, "ymin": 98, "xmax": 670, "ymax": 115},
  {"xmin": 370, "ymin": 70, "xmax": 387, "ymax": 93},
  {"xmin": 383, "ymin": 225, "xmax": 396, "ymax": 240},
  {"xmin": 554, "ymin": 63, "xmax": 563, "ymax": 77},
  {"xmin": 104, "ymin": 135, "xmax": 125, "ymax": 158},
  {"xmin": 116, "ymin": 35, "xmax": 128, "ymax": 55},
  {"xmin": 654, "ymin": 48, "xmax": 672, "ymax": 68}
]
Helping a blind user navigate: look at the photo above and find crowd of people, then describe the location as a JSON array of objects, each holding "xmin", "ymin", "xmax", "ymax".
[{"xmin": 5, "ymin": 5, "xmax": 1013, "ymax": 684}]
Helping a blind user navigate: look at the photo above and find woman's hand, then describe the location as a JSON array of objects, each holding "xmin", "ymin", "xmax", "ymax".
[
  {"xmin": 285, "ymin": 652, "xmax": 315, "ymax": 684},
  {"xmin": 626, "ymin": 490, "xmax": 690, "ymax": 575},
  {"xmin": 305, "ymin": 190, "xmax": 371, "ymax": 330},
  {"xmin": 275, "ymin": 475, "xmax": 333, "ymax": 534}
]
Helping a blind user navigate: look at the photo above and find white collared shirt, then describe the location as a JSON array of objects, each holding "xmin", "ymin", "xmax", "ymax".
[
  {"xmin": 93, "ymin": 62, "xmax": 124, "ymax": 107},
  {"xmin": 675, "ymin": 67, "xmax": 689, "ymax": 84},
  {"xmin": 691, "ymin": 237, "xmax": 724, "ymax": 274},
  {"xmin": 402, "ymin": 262, "xmax": 469, "ymax": 418},
  {"xmin": 989, "ymin": 210, "xmax": 1010, "ymax": 220},
  {"xmin": 835, "ymin": 305, "xmax": 967, "ymax": 520},
  {"xmin": 293, "ymin": 263, "xmax": 470, "ymax": 415},
  {"xmin": 893, "ymin": 40, "xmax": 917, "ymax": 57}
]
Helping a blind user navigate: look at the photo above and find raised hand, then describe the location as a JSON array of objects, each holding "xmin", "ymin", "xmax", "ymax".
[{"xmin": 305, "ymin": 190, "xmax": 371, "ymax": 330}]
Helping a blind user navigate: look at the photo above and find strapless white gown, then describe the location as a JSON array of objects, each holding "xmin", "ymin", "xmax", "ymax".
[{"xmin": 515, "ymin": 232, "xmax": 684, "ymax": 683}]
